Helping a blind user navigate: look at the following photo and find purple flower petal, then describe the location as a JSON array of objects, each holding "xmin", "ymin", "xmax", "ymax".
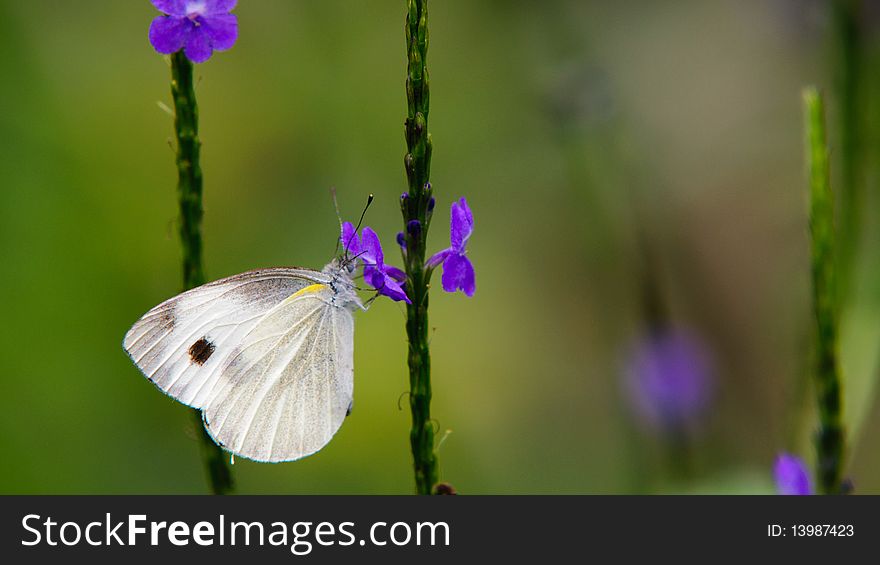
[
  {"xmin": 367, "ymin": 268, "xmax": 385, "ymax": 289},
  {"xmin": 426, "ymin": 248, "xmax": 450, "ymax": 269},
  {"xmin": 366, "ymin": 268, "xmax": 408, "ymax": 303},
  {"xmin": 183, "ymin": 28, "xmax": 213, "ymax": 63},
  {"xmin": 201, "ymin": 13, "xmax": 237, "ymax": 51},
  {"xmin": 360, "ymin": 227, "xmax": 384, "ymax": 268},
  {"xmin": 152, "ymin": 0, "xmax": 187, "ymax": 16},
  {"xmin": 775, "ymin": 454, "xmax": 813, "ymax": 495},
  {"xmin": 341, "ymin": 222, "xmax": 360, "ymax": 256},
  {"xmin": 361, "ymin": 265, "xmax": 380, "ymax": 293},
  {"xmin": 450, "ymin": 197, "xmax": 473, "ymax": 252},
  {"xmin": 441, "ymin": 253, "xmax": 475, "ymax": 297},
  {"xmin": 375, "ymin": 273, "xmax": 411, "ymax": 304},
  {"xmin": 203, "ymin": 0, "xmax": 238, "ymax": 15},
  {"xmin": 385, "ymin": 266, "xmax": 407, "ymax": 283},
  {"xmin": 149, "ymin": 16, "xmax": 192, "ymax": 54}
]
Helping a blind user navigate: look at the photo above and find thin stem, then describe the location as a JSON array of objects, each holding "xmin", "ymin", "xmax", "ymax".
[
  {"xmin": 401, "ymin": 0, "xmax": 439, "ymax": 495},
  {"xmin": 831, "ymin": 0, "xmax": 863, "ymax": 299},
  {"xmin": 170, "ymin": 51, "xmax": 234, "ymax": 495},
  {"xmin": 803, "ymin": 87, "xmax": 846, "ymax": 495}
]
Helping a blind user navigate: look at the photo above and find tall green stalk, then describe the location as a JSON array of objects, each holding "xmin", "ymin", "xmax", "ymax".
[
  {"xmin": 803, "ymin": 88, "xmax": 846, "ymax": 494},
  {"xmin": 831, "ymin": 0, "xmax": 863, "ymax": 296},
  {"xmin": 170, "ymin": 52, "xmax": 234, "ymax": 495},
  {"xmin": 401, "ymin": 0, "xmax": 439, "ymax": 495}
]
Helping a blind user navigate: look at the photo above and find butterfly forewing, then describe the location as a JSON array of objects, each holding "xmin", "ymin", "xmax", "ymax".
[
  {"xmin": 123, "ymin": 267, "xmax": 357, "ymax": 462},
  {"xmin": 124, "ymin": 269, "xmax": 326, "ymax": 405}
]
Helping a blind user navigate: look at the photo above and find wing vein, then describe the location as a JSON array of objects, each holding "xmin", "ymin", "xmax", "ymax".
[
  {"xmin": 209, "ymin": 301, "xmax": 325, "ymax": 442},
  {"xmin": 238, "ymin": 300, "xmax": 330, "ymax": 454}
]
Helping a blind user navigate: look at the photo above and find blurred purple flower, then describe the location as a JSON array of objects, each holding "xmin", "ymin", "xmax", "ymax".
[
  {"xmin": 623, "ymin": 328, "xmax": 714, "ymax": 433},
  {"xmin": 149, "ymin": 0, "xmax": 238, "ymax": 64},
  {"xmin": 341, "ymin": 222, "xmax": 410, "ymax": 304},
  {"xmin": 427, "ymin": 197, "xmax": 475, "ymax": 297},
  {"xmin": 774, "ymin": 453, "xmax": 813, "ymax": 495}
]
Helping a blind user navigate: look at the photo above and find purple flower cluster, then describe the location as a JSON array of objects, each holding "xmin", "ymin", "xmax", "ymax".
[
  {"xmin": 774, "ymin": 453, "xmax": 813, "ymax": 495},
  {"xmin": 342, "ymin": 197, "xmax": 475, "ymax": 304},
  {"xmin": 149, "ymin": 0, "xmax": 238, "ymax": 63}
]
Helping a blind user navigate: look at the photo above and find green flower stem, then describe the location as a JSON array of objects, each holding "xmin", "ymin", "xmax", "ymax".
[
  {"xmin": 831, "ymin": 0, "xmax": 863, "ymax": 293},
  {"xmin": 170, "ymin": 51, "xmax": 234, "ymax": 495},
  {"xmin": 803, "ymin": 88, "xmax": 846, "ymax": 495},
  {"xmin": 401, "ymin": 0, "xmax": 439, "ymax": 495}
]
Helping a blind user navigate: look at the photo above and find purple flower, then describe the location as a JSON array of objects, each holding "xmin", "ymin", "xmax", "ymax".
[
  {"xmin": 341, "ymin": 222, "xmax": 410, "ymax": 304},
  {"xmin": 341, "ymin": 221, "xmax": 361, "ymax": 258},
  {"xmin": 774, "ymin": 453, "xmax": 813, "ymax": 495},
  {"xmin": 149, "ymin": 0, "xmax": 238, "ymax": 64},
  {"xmin": 427, "ymin": 197, "xmax": 475, "ymax": 297},
  {"xmin": 623, "ymin": 327, "xmax": 714, "ymax": 433}
]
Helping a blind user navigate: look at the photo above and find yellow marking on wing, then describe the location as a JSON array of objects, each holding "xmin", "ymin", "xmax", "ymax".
[{"xmin": 286, "ymin": 283, "xmax": 329, "ymax": 302}]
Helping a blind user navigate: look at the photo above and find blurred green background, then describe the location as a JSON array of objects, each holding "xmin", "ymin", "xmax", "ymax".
[{"xmin": 1, "ymin": 0, "xmax": 879, "ymax": 494}]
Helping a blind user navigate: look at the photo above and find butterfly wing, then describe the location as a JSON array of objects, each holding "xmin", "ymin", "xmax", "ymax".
[
  {"xmin": 123, "ymin": 268, "xmax": 329, "ymax": 409},
  {"xmin": 201, "ymin": 285, "xmax": 354, "ymax": 462},
  {"xmin": 123, "ymin": 268, "xmax": 356, "ymax": 463}
]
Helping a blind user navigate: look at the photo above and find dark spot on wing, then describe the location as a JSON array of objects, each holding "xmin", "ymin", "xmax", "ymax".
[
  {"xmin": 346, "ymin": 401, "xmax": 353, "ymax": 417},
  {"xmin": 188, "ymin": 338, "xmax": 215, "ymax": 365}
]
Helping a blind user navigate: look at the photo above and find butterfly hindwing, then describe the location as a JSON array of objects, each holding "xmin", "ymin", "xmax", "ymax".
[{"xmin": 202, "ymin": 285, "xmax": 355, "ymax": 462}]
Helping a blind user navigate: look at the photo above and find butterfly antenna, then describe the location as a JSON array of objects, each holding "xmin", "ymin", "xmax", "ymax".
[
  {"xmin": 342, "ymin": 194, "xmax": 374, "ymax": 266},
  {"xmin": 355, "ymin": 193, "xmax": 374, "ymax": 234},
  {"xmin": 331, "ymin": 187, "xmax": 343, "ymax": 258}
]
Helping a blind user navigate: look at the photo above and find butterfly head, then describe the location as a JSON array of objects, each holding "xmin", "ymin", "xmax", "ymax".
[{"xmin": 324, "ymin": 256, "xmax": 357, "ymax": 278}]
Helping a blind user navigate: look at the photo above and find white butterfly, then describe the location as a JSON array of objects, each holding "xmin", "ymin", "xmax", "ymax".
[{"xmin": 122, "ymin": 259, "xmax": 364, "ymax": 463}]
